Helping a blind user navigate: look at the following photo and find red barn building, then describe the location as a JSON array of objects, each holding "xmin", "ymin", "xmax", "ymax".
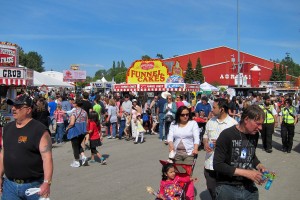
[{"xmin": 163, "ymin": 46, "xmax": 296, "ymax": 87}]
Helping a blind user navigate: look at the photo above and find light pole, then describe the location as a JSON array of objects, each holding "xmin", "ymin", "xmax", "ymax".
[{"xmin": 237, "ymin": 0, "xmax": 241, "ymax": 87}]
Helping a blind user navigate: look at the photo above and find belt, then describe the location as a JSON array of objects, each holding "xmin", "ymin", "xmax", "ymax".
[{"xmin": 9, "ymin": 178, "xmax": 42, "ymax": 184}]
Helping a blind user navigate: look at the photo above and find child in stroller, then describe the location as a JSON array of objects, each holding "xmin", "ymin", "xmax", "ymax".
[{"xmin": 147, "ymin": 159, "xmax": 198, "ymax": 200}]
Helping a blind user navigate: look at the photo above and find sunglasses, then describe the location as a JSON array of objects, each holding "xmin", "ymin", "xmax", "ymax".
[{"xmin": 180, "ymin": 113, "xmax": 189, "ymax": 117}]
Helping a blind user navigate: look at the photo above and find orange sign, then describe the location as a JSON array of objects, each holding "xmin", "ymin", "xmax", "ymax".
[{"xmin": 126, "ymin": 60, "xmax": 169, "ymax": 83}]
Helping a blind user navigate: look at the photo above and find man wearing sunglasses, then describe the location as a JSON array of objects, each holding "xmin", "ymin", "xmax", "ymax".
[{"xmin": 0, "ymin": 94, "xmax": 53, "ymax": 199}]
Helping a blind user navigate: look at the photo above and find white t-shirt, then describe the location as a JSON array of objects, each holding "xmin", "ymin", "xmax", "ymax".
[
  {"xmin": 203, "ymin": 115, "xmax": 238, "ymax": 170},
  {"xmin": 167, "ymin": 120, "xmax": 200, "ymax": 155}
]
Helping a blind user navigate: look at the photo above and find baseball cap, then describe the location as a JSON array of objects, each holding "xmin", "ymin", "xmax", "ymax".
[
  {"xmin": 7, "ymin": 94, "xmax": 33, "ymax": 107},
  {"xmin": 132, "ymin": 99, "xmax": 137, "ymax": 102}
]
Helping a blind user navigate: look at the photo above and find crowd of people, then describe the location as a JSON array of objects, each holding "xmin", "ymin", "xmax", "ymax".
[{"xmin": 0, "ymin": 88, "xmax": 299, "ymax": 199}]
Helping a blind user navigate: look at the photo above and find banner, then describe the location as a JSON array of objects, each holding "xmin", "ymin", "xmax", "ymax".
[
  {"xmin": 126, "ymin": 60, "xmax": 169, "ymax": 84},
  {"xmin": 63, "ymin": 70, "xmax": 86, "ymax": 82},
  {"xmin": 0, "ymin": 42, "xmax": 18, "ymax": 67}
]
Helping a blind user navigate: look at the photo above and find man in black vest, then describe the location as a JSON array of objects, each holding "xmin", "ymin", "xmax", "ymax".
[{"xmin": 0, "ymin": 94, "xmax": 53, "ymax": 199}]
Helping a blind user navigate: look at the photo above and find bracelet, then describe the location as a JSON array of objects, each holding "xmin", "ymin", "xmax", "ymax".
[{"xmin": 43, "ymin": 180, "xmax": 52, "ymax": 185}]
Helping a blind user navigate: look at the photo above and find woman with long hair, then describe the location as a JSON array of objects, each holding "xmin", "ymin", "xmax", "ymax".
[
  {"xmin": 66, "ymin": 98, "xmax": 88, "ymax": 168},
  {"xmin": 168, "ymin": 106, "xmax": 200, "ymax": 200},
  {"xmin": 163, "ymin": 95, "xmax": 177, "ymax": 144},
  {"xmin": 106, "ymin": 98, "xmax": 118, "ymax": 139},
  {"xmin": 32, "ymin": 97, "xmax": 50, "ymax": 127}
]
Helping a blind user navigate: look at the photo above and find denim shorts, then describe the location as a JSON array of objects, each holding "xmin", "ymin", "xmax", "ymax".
[{"xmin": 2, "ymin": 178, "xmax": 43, "ymax": 200}]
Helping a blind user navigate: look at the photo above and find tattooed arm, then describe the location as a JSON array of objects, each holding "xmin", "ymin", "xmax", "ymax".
[{"xmin": 39, "ymin": 130, "xmax": 53, "ymax": 197}]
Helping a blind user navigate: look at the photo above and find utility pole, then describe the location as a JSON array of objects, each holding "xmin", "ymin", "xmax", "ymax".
[{"xmin": 237, "ymin": 0, "xmax": 241, "ymax": 87}]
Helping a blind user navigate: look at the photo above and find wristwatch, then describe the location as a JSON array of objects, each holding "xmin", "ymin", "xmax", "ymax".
[{"xmin": 43, "ymin": 180, "xmax": 52, "ymax": 185}]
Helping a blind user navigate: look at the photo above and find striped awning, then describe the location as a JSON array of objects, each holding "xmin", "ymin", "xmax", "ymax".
[{"xmin": 0, "ymin": 78, "xmax": 27, "ymax": 86}]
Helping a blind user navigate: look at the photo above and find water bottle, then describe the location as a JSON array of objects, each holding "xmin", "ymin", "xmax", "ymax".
[{"xmin": 265, "ymin": 179, "xmax": 273, "ymax": 190}]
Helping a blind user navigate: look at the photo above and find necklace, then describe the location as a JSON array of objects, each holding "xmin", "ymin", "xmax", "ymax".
[{"xmin": 236, "ymin": 125, "xmax": 250, "ymax": 150}]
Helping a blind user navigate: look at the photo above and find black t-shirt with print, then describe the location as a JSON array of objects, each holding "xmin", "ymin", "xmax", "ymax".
[{"xmin": 213, "ymin": 125, "xmax": 260, "ymax": 186}]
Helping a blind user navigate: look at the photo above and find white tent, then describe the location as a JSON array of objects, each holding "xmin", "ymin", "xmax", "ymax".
[
  {"xmin": 33, "ymin": 71, "xmax": 74, "ymax": 87},
  {"xmin": 200, "ymin": 82, "xmax": 219, "ymax": 92}
]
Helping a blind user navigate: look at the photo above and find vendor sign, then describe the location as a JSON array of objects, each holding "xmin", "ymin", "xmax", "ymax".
[
  {"xmin": 165, "ymin": 83, "xmax": 185, "ymax": 91},
  {"xmin": 139, "ymin": 84, "xmax": 165, "ymax": 91},
  {"xmin": 63, "ymin": 70, "xmax": 86, "ymax": 82},
  {"xmin": 126, "ymin": 60, "xmax": 169, "ymax": 83},
  {"xmin": 0, "ymin": 42, "xmax": 18, "ymax": 67},
  {"xmin": 113, "ymin": 84, "xmax": 138, "ymax": 92},
  {"xmin": 186, "ymin": 84, "xmax": 200, "ymax": 92}
]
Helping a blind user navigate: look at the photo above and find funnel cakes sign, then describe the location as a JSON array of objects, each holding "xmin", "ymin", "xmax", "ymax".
[{"xmin": 126, "ymin": 60, "xmax": 169, "ymax": 83}]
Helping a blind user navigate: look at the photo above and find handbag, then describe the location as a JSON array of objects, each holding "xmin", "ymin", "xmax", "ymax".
[
  {"xmin": 66, "ymin": 109, "xmax": 82, "ymax": 134},
  {"xmin": 165, "ymin": 115, "xmax": 174, "ymax": 122}
]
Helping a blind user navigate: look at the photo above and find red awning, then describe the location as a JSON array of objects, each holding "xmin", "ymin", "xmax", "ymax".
[
  {"xmin": 139, "ymin": 84, "xmax": 165, "ymax": 91},
  {"xmin": 167, "ymin": 87, "xmax": 184, "ymax": 91},
  {"xmin": 0, "ymin": 78, "xmax": 27, "ymax": 86},
  {"xmin": 113, "ymin": 84, "xmax": 138, "ymax": 91},
  {"xmin": 185, "ymin": 84, "xmax": 200, "ymax": 92}
]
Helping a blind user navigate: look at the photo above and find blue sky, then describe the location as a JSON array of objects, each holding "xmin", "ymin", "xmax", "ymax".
[{"xmin": 1, "ymin": 0, "xmax": 300, "ymax": 77}]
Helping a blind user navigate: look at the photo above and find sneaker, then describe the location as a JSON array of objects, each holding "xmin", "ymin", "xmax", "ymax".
[
  {"xmin": 70, "ymin": 161, "xmax": 80, "ymax": 168},
  {"xmin": 81, "ymin": 156, "xmax": 87, "ymax": 166},
  {"xmin": 265, "ymin": 149, "xmax": 273, "ymax": 153},
  {"xmin": 112, "ymin": 137, "xmax": 116, "ymax": 139},
  {"xmin": 107, "ymin": 136, "xmax": 112, "ymax": 139},
  {"xmin": 100, "ymin": 158, "xmax": 107, "ymax": 165},
  {"xmin": 89, "ymin": 160, "xmax": 96, "ymax": 163}
]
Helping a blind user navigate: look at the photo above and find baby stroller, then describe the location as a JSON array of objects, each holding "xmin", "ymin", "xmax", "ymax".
[{"xmin": 148, "ymin": 155, "xmax": 198, "ymax": 200}]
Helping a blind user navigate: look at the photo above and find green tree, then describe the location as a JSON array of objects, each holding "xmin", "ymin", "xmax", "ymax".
[
  {"xmin": 270, "ymin": 63, "xmax": 279, "ymax": 81},
  {"xmin": 280, "ymin": 53, "xmax": 300, "ymax": 77},
  {"xmin": 194, "ymin": 58, "xmax": 204, "ymax": 83},
  {"xmin": 184, "ymin": 59, "xmax": 194, "ymax": 83},
  {"xmin": 18, "ymin": 47, "xmax": 45, "ymax": 72},
  {"xmin": 115, "ymin": 71, "xmax": 127, "ymax": 83},
  {"xmin": 278, "ymin": 64, "xmax": 284, "ymax": 81},
  {"xmin": 141, "ymin": 55, "xmax": 151, "ymax": 60},
  {"xmin": 121, "ymin": 60, "xmax": 126, "ymax": 69},
  {"xmin": 156, "ymin": 54, "xmax": 164, "ymax": 59},
  {"xmin": 25, "ymin": 51, "xmax": 45, "ymax": 72},
  {"xmin": 95, "ymin": 69, "xmax": 107, "ymax": 80}
]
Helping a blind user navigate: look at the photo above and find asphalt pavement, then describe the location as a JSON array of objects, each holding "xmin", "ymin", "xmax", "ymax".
[{"xmin": 50, "ymin": 124, "xmax": 300, "ymax": 200}]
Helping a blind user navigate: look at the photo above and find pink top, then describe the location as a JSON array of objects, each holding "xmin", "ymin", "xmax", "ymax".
[
  {"xmin": 176, "ymin": 101, "xmax": 184, "ymax": 109},
  {"xmin": 54, "ymin": 110, "xmax": 65, "ymax": 123},
  {"xmin": 131, "ymin": 109, "xmax": 137, "ymax": 120},
  {"xmin": 159, "ymin": 175, "xmax": 191, "ymax": 199}
]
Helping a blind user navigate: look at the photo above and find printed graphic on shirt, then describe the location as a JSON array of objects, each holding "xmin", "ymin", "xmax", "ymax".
[
  {"xmin": 231, "ymin": 138, "xmax": 256, "ymax": 169},
  {"xmin": 18, "ymin": 136, "xmax": 28, "ymax": 143}
]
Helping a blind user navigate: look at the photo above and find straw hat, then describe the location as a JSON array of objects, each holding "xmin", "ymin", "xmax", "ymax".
[{"xmin": 161, "ymin": 91, "xmax": 171, "ymax": 99}]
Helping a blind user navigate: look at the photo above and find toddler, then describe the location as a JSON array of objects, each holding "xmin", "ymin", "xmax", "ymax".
[
  {"xmin": 157, "ymin": 163, "xmax": 197, "ymax": 200},
  {"xmin": 87, "ymin": 111, "xmax": 106, "ymax": 165}
]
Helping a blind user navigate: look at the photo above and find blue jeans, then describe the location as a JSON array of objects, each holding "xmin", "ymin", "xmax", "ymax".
[
  {"xmin": 118, "ymin": 120, "xmax": 126, "ymax": 138},
  {"xmin": 2, "ymin": 178, "xmax": 43, "ymax": 200},
  {"xmin": 158, "ymin": 113, "xmax": 165, "ymax": 140},
  {"xmin": 55, "ymin": 123, "xmax": 65, "ymax": 143},
  {"xmin": 216, "ymin": 184, "xmax": 258, "ymax": 200},
  {"xmin": 107, "ymin": 122, "xmax": 117, "ymax": 137}
]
